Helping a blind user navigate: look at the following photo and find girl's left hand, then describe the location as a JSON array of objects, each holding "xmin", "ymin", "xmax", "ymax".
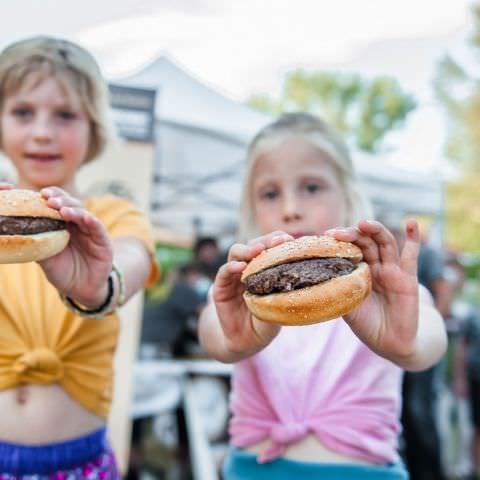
[
  {"xmin": 326, "ymin": 219, "xmax": 420, "ymax": 363},
  {"xmin": 38, "ymin": 187, "xmax": 113, "ymax": 308}
]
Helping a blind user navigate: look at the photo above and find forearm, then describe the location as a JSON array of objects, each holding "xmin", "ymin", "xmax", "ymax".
[
  {"xmin": 390, "ymin": 301, "xmax": 447, "ymax": 371},
  {"xmin": 111, "ymin": 237, "xmax": 152, "ymax": 305}
]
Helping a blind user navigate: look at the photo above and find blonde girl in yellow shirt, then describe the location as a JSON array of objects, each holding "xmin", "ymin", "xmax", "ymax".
[{"xmin": 0, "ymin": 36, "xmax": 158, "ymax": 478}]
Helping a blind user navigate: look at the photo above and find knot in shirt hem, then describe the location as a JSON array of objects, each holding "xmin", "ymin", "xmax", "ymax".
[
  {"xmin": 270, "ymin": 422, "xmax": 309, "ymax": 445},
  {"xmin": 12, "ymin": 348, "xmax": 64, "ymax": 381}
]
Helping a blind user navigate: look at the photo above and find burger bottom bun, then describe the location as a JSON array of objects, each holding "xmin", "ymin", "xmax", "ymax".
[
  {"xmin": 0, "ymin": 230, "xmax": 70, "ymax": 264},
  {"xmin": 243, "ymin": 262, "xmax": 372, "ymax": 326}
]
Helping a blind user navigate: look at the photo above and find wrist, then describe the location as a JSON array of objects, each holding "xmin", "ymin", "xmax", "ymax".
[
  {"xmin": 60, "ymin": 263, "xmax": 125, "ymax": 320},
  {"xmin": 77, "ymin": 282, "xmax": 110, "ymax": 310},
  {"xmin": 222, "ymin": 318, "xmax": 278, "ymax": 362}
]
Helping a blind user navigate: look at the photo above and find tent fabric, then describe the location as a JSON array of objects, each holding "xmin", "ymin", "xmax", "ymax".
[
  {"xmin": 116, "ymin": 56, "xmax": 270, "ymax": 144},
  {"xmin": 114, "ymin": 56, "xmax": 442, "ymax": 238}
]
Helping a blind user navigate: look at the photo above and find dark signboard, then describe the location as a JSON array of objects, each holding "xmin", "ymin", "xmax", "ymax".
[{"xmin": 108, "ymin": 84, "xmax": 157, "ymax": 142}]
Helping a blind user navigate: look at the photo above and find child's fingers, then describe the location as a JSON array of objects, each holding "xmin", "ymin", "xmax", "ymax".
[
  {"xmin": 261, "ymin": 232, "xmax": 293, "ymax": 249},
  {"xmin": 228, "ymin": 242, "xmax": 265, "ymax": 262},
  {"xmin": 49, "ymin": 195, "xmax": 82, "ymax": 209},
  {"xmin": 61, "ymin": 206, "xmax": 87, "ymax": 222},
  {"xmin": 357, "ymin": 220, "xmax": 400, "ymax": 264},
  {"xmin": 213, "ymin": 261, "xmax": 246, "ymax": 302},
  {"xmin": 400, "ymin": 220, "xmax": 420, "ymax": 276},
  {"xmin": 353, "ymin": 234, "xmax": 381, "ymax": 265},
  {"xmin": 62, "ymin": 207, "xmax": 106, "ymax": 241},
  {"xmin": 247, "ymin": 231, "xmax": 293, "ymax": 247},
  {"xmin": 229, "ymin": 232, "xmax": 293, "ymax": 263},
  {"xmin": 41, "ymin": 186, "xmax": 68, "ymax": 199},
  {"xmin": 325, "ymin": 226, "xmax": 380, "ymax": 264},
  {"xmin": 42, "ymin": 187, "xmax": 82, "ymax": 209}
]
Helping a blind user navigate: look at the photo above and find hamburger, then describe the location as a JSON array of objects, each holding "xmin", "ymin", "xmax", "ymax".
[
  {"xmin": 0, "ymin": 189, "xmax": 70, "ymax": 264},
  {"xmin": 241, "ymin": 235, "xmax": 372, "ymax": 325}
]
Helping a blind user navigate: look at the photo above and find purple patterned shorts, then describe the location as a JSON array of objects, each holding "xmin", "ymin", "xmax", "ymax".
[
  {"xmin": 0, "ymin": 447, "xmax": 118, "ymax": 480},
  {"xmin": 0, "ymin": 428, "xmax": 119, "ymax": 479}
]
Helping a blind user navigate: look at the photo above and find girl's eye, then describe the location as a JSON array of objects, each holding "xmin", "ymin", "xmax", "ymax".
[
  {"xmin": 57, "ymin": 111, "xmax": 76, "ymax": 120},
  {"xmin": 304, "ymin": 183, "xmax": 323, "ymax": 194},
  {"xmin": 12, "ymin": 108, "xmax": 32, "ymax": 118},
  {"xmin": 260, "ymin": 189, "xmax": 279, "ymax": 201}
]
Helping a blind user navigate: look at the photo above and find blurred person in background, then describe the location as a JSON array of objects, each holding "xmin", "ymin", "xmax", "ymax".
[
  {"xmin": 193, "ymin": 235, "xmax": 224, "ymax": 281},
  {"xmin": 402, "ymin": 235, "xmax": 450, "ymax": 480},
  {"xmin": 454, "ymin": 263, "xmax": 480, "ymax": 480},
  {"xmin": 379, "ymin": 213, "xmax": 450, "ymax": 480},
  {"xmin": 141, "ymin": 261, "xmax": 211, "ymax": 358}
]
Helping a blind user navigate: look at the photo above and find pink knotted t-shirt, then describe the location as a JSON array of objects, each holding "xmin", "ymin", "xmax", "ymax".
[{"xmin": 229, "ymin": 318, "xmax": 402, "ymax": 463}]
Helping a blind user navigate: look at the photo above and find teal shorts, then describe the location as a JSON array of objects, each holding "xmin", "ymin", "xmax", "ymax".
[{"xmin": 222, "ymin": 447, "xmax": 409, "ymax": 480}]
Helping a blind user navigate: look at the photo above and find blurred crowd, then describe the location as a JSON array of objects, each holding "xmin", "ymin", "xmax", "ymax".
[{"xmin": 140, "ymin": 236, "xmax": 224, "ymax": 359}]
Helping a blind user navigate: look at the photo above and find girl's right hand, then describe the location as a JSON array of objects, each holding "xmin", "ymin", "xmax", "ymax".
[{"xmin": 213, "ymin": 231, "xmax": 293, "ymax": 357}]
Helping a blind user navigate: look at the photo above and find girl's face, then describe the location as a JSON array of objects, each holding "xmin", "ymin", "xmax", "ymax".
[
  {"xmin": 0, "ymin": 76, "xmax": 90, "ymax": 192},
  {"xmin": 252, "ymin": 136, "xmax": 348, "ymax": 237}
]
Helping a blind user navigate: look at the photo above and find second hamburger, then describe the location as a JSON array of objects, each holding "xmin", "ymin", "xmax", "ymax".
[
  {"xmin": 0, "ymin": 189, "xmax": 70, "ymax": 264},
  {"xmin": 241, "ymin": 235, "xmax": 371, "ymax": 325}
]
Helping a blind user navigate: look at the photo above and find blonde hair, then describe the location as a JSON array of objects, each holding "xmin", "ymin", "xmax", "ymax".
[
  {"xmin": 0, "ymin": 36, "xmax": 111, "ymax": 163},
  {"xmin": 238, "ymin": 112, "xmax": 372, "ymax": 241}
]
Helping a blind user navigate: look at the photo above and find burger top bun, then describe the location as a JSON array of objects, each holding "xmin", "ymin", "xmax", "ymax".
[
  {"xmin": 0, "ymin": 189, "xmax": 63, "ymax": 219},
  {"xmin": 0, "ymin": 189, "xmax": 69, "ymax": 264},
  {"xmin": 241, "ymin": 235, "xmax": 363, "ymax": 281},
  {"xmin": 241, "ymin": 235, "xmax": 371, "ymax": 326}
]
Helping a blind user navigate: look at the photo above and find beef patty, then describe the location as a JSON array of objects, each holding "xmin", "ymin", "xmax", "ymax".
[
  {"xmin": 244, "ymin": 257, "xmax": 356, "ymax": 295},
  {"xmin": 0, "ymin": 216, "xmax": 66, "ymax": 235}
]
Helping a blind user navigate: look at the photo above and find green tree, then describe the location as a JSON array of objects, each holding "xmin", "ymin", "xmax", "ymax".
[
  {"xmin": 434, "ymin": 56, "xmax": 480, "ymax": 172},
  {"xmin": 247, "ymin": 70, "xmax": 417, "ymax": 153},
  {"xmin": 434, "ymin": 4, "xmax": 480, "ymax": 253},
  {"xmin": 446, "ymin": 172, "xmax": 480, "ymax": 253}
]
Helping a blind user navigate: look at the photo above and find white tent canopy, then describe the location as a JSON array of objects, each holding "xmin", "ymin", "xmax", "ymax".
[
  {"xmin": 354, "ymin": 151, "xmax": 443, "ymax": 218},
  {"xmin": 114, "ymin": 56, "xmax": 442, "ymax": 239},
  {"xmin": 115, "ymin": 55, "xmax": 270, "ymax": 144}
]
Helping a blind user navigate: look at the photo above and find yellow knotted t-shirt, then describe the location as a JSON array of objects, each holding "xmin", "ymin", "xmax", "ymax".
[{"xmin": 0, "ymin": 195, "xmax": 159, "ymax": 418}]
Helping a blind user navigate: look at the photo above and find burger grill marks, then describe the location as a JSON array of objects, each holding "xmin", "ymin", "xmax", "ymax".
[
  {"xmin": 244, "ymin": 258, "xmax": 356, "ymax": 295},
  {"xmin": 0, "ymin": 216, "xmax": 66, "ymax": 235}
]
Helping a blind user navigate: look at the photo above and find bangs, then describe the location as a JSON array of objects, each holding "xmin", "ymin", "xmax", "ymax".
[
  {"xmin": 3, "ymin": 62, "xmax": 86, "ymax": 114},
  {"xmin": 2, "ymin": 60, "xmax": 52, "ymax": 98}
]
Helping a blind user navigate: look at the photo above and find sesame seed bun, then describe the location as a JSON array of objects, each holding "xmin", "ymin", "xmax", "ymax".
[
  {"xmin": 241, "ymin": 235, "xmax": 371, "ymax": 325},
  {"xmin": 0, "ymin": 189, "xmax": 70, "ymax": 264},
  {"xmin": 0, "ymin": 189, "xmax": 64, "ymax": 219}
]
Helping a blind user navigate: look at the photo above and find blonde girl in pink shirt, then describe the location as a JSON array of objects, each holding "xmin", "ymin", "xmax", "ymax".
[{"xmin": 198, "ymin": 113, "xmax": 447, "ymax": 479}]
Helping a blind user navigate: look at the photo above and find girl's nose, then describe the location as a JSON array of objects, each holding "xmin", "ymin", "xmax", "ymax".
[
  {"xmin": 31, "ymin": 117, "xmax": 53, "ymax": 143},
  {"xmin": 282, "ymin": 194, "xmax": 302, "ymax": 222}
]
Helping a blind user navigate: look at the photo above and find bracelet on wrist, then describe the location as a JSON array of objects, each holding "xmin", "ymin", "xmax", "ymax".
[
  {"xmin": 60, "ymin": 263, "xmax": 125, "ymax": 320},
  {"xmin": 111, "ymin": 263, "xmax": 126, "ymax": 308}
]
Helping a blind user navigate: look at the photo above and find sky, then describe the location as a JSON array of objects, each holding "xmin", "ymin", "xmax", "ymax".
[
  {"xmin": 1, "ymin": 0, "xmax": 477, "ymax": 173},
  {"xmin": 81, "ymin": 1, "xmax": 471, "ymax": 100}
]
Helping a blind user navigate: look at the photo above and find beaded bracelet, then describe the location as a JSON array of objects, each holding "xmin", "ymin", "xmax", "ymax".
[
  {"xmin": 111, "ymin": 263, "xmax": 126, "ymax": 308},
  {"xmin": 60, "ymin": 263, "xmax": 125, "ymax": 320}
]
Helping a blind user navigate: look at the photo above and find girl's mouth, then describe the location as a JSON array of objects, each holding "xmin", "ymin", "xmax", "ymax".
[{"xmin": 25, "ymin": 154, "xmax": 61, "ymax": 162}]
